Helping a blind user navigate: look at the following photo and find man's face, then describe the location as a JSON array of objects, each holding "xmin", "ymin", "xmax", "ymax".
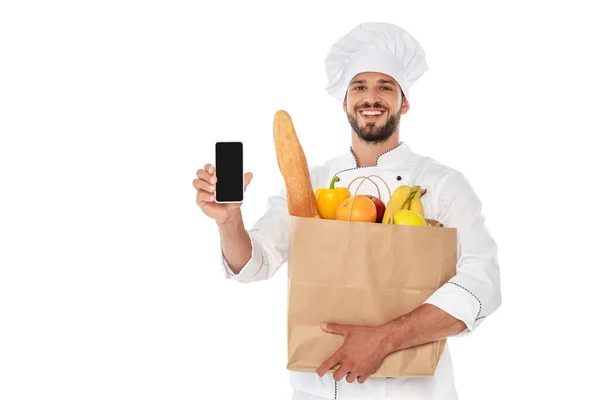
[{"xmin": 343, "ymin": 72, "xmax": 409, "ymax": 143}]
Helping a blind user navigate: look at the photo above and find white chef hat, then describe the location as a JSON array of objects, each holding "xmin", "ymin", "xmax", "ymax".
[{"xmin": 324, "ymin": 22, "xmax": 428, "ymax": 104}]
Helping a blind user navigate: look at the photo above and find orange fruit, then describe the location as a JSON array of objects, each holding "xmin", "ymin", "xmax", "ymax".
[{"xmin": 334, "ymin": 195, "xmax": 377, "ymax": 223}]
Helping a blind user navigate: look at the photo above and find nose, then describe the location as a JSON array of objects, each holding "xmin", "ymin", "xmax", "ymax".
[{"xmin": 363, "ymin": 87, "xmax": 382, "ymax": 105}]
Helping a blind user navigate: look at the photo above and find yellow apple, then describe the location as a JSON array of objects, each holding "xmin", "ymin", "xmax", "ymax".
[{"xmin": 392, "ymin": 210, "xmax": 427, "ymax": 226}]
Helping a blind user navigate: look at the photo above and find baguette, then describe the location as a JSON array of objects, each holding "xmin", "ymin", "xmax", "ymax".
[{"xmin": 273, "ymin": 110, "xmax": 320, "ymax": 218}]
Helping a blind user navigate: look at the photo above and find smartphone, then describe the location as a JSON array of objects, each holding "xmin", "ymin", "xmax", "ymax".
[{"xmin": 214, "ymin": 141, "xmax": 244, "ymax": 203}]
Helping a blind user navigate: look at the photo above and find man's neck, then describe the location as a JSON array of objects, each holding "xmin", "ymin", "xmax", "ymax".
[{"xmin": 351, "ymin": 132, "xmax": 400, "ymax": 167}]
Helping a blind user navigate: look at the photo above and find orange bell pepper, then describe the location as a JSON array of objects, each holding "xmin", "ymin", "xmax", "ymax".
[{"xmin": 314, "ymin": 176, "xmax": 351, "ymax": 219}]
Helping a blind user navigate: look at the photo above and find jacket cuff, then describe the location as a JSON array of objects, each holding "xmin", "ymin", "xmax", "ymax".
[
  {"xmin": 221, "ymin": 233, "xmax": 266, "ymax": 282},
  {"xmin": 423, "ymin": 281, "xmax": 482, "ymax": 336}
]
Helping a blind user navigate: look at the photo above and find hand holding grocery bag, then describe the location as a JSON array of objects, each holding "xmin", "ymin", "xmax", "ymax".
[{"xmin": 315, "ymin": 299, "xmax": 467, "ymax": 384}]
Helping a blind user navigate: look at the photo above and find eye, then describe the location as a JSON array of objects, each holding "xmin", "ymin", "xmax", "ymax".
[
  {"xmin": 380, "ymin": 86, "xmax": 393, "ymax": 91},
  {"xmin": 353, "ymin": 85, "xmax": 365, "ymax": 91}
]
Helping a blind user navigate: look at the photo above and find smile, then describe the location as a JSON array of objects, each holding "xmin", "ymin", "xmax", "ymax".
[
  {"xmin": 359, "ymin": 110, "xmax": 384, "ymax": 116},
  {"xmin": 358, "ymin": 109, "xmax": 386, "ymax": 120}
]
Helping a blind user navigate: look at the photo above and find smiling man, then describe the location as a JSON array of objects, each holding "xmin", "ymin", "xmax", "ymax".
[
  {"xmin": 346, "ymin": 73, "xmax": 407, "ymax": 144},
  {"xmin": 194, "ymin": 22, "xmax": 501, "ymax": 400}
]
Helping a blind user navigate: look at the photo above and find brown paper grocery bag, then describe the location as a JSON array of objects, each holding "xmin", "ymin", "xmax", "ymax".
[{"xmin": 286, "ymin": 176, "xmax": 457, "ymax": 377}]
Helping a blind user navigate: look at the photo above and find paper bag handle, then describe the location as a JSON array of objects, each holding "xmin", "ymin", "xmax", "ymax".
[{"xmin": 346, "ymin": 174, "xmax": 394, "ymax": 224}]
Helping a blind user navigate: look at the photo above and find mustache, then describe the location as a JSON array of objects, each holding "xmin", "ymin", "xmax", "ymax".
[{"xmin": 354, "ymin": 102, "xmax": 388, "ymax": 112}]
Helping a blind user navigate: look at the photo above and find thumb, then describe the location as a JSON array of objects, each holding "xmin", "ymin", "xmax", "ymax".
[
  {"xmin": 243, "ymin": 172, "xmax": 253, "ymax": 190},
  {"xmin": 321, "ymin": 322, "xmax": 348, "ymax": 335}
]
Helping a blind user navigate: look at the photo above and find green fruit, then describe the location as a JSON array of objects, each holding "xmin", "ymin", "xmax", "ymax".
[{"xmin": 393, "ymin": 210, "xmax": 427, "ymax": 226}]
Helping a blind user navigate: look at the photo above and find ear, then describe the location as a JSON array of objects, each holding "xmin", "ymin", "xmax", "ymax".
[
  {"xmin": 401, "ymin": 94, "xmax": 410, "ymax": 115},
  {"xmin": 343, "ymin": 94, "xmax": 348, "ymax": 113}
]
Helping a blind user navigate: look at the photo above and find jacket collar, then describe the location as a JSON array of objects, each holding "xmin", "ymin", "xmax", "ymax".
[{"xmin": 347, "ymin": 141, "xmax": 410, "ymax": 168}]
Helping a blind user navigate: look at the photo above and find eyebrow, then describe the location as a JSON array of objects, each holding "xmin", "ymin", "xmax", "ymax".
[
  {"xmin": 377, "ymin": 79, "xmax": 397, "ymax": 86},
  {"xmin": 349, "ymin": 78, "xmax": 397, "ymax": 86},
  {"xmin": 350, "ymin": 79, "xmax": 366, "ymax": 85}
]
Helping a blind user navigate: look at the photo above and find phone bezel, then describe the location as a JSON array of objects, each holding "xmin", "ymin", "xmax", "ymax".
[{"xmin": 214, "ymin": 141, "xmax": 244, "ymax": 204}]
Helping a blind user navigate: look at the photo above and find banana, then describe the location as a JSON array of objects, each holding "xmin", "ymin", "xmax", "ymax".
[
  {"xmin": 382, "ymin": 185, "xmax": 412, "ymax": 224},
  {"xmin": 409, "ymin": 190, "xmax": 425, "ymax": 217},
  {"xmin": 403, "ymin": 187, "xmax": 419, "ymax": 210}
]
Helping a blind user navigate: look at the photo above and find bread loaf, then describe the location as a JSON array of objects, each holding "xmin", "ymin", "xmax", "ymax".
[{"xmin": 273, "ymin": 110, "xmax": 320, "ymax": 218}]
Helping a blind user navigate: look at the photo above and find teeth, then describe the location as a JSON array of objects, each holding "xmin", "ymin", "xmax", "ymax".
[{"xmin": 360, "ymin": 110, "xmax": 383, "ymax": 116}]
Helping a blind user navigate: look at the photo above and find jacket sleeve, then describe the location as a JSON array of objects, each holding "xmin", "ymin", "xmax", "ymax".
[
  {"xmin": 423, "ymin": 171, "xmax": 502, "ymax": 336},
  {"xmin": 220, "ymin": 185, "xmax": 291, "ymax": 283}
]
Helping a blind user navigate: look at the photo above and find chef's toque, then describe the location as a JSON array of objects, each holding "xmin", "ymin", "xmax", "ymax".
[{"xmin": 324, "ymin": 22, "xmax": 428, "ymax": 104}]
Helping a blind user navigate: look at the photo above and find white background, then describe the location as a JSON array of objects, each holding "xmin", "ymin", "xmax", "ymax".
[{"xmin": 1, "ymin": 1, "xmax": 599, "ymax": 399}]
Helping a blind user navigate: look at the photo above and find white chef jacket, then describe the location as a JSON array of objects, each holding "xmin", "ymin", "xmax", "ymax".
[{"xmin": 220, "ymin": 142, "xmax": 502, "ymax": 400}]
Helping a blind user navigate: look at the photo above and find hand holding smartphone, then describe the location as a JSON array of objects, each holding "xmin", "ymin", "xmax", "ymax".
[{"xmin": 214, "ymin": 141, "xmax": 244, "ymax": 203}]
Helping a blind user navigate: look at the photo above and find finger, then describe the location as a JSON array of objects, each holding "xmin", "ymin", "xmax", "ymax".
[
  {"xmin": 346, "ymin": 371, "xmax": 359, "ymax": 384},
  {"xmin": 192, "ymin": 178, "xmax": 215, "ymax": 193},
  {"xmin": 196, "ymin": 169, "xmax": 217, "ymax": 184},
  {"xmin": 243, "ymin": 172, "xmax": 253, "ymax": 190},
  {"xmin": 196, "ymin": 190, "xmax": 215, "ymax": 207},
  {"xmin": 357, "ymin": 370, "xmax": 375, "ymax": 384},
  {"xmin": 321, "ymin": 322, "xmax": 349, "ymax": 336},
  {"xmin": 316, "ymin": 352, "xmax": 342, "ymax": 377},
  {"xmin": 204, "ymin": 164, "xmax": 215, "ymax": 174},
  {"xmin": 332, "ymin": 361, "xmax": 353, "ymax": 382}
]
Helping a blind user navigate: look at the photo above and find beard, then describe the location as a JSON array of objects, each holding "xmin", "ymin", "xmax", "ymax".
[{"xmin": 347, "ymin": 101, "xmax": 401, "ymax": 144}]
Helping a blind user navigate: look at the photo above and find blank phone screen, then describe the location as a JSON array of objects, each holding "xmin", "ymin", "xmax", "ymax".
[{"xmin": 215, "ymin": 142, "xmax": 243, "ymax": 202}]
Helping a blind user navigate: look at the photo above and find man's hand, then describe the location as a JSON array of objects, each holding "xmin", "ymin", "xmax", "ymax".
[
  {"xmin": 316, "ymin": 322, "xmax": 389, "ymax": 384},
  {"xmin": 315, "ymin": 305, "xmax": 468, "ymax": 384},
  {"xmin": 193, "ymin": 163, "xmax": 253, "ymax": 224}
]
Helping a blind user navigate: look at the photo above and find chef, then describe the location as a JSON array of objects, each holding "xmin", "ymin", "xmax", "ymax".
[{"xmin": 193, "ymin": 22, "xmax": 502, "ymax": 400}]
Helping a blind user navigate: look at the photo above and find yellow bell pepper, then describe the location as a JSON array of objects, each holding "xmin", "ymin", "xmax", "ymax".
[{"xmin": 314, "ymin": 176, "xmax": 351, "ymax": 219}]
